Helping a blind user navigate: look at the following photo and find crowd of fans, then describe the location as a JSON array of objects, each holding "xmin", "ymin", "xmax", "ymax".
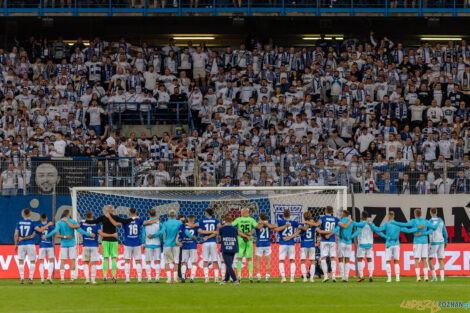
[{"xmin": 0, "ymin": 33, "xmax": 470, "ymax": 196}]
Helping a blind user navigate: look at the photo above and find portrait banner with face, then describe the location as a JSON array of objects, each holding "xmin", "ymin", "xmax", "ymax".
[{"xmin": 32, "ymin": 158, "xmax": 92, "ymax": 195}]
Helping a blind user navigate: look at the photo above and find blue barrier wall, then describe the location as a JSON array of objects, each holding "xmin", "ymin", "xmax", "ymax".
[{"xmin": 0, "ymin": 195, "xmax": 71, "ymax": 244}]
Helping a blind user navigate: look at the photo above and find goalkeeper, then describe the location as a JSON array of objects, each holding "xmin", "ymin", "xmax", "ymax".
[
  {"xmin": 232, "ymin": 207, "xmax": 263, "ymax": 283},
  {"xmin": 87, "ymin": 205, "xmax": 134, "ymax": 283}
]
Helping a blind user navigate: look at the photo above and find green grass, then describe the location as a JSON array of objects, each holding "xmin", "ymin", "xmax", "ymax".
[{"xmin": 0, "ymin": 277, "xmax": 468, "ymax": 313}]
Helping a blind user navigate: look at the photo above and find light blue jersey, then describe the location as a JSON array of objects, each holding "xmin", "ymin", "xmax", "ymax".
[
  {"xmin": 371, "ymin": 221, "xmax": 417, "ymax": 248},
  {"xmin": 142, "ymin": 218, "xmax": 162, "ymax": 249},
  {"xmin": 46, "ymin": 218, "xmax": 91, "ymax": 248},
  {"xmin": 331, "ymin": 217, "xmax": 357, "ymax": 244},
  {"xmin": 152, "ymin": 218, "xmax": 183, "ymax": 247},
  {"xmin": 391, "ymin": 218, "xmax": 440, "ymax": 244},
  {"xmin": 350, "ymin": 220, "xmax": 373, "ymax": 249}
]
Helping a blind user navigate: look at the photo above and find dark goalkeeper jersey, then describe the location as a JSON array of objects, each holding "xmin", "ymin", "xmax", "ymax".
[{"xmin": 88, "ymin": 214, "xmax": 133, "ymax": 242}]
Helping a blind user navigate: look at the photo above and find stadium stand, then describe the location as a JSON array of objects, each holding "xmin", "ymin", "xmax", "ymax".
[{"xmin": 0, "ymin": 33, "xmax": 469, "ymax": 196}]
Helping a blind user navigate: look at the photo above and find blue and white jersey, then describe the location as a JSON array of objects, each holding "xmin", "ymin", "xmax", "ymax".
[
  {"xmin": 35, "ymin": 222, "xmax": 55, "ymax": 248},
  {"xmin": 277, "ymin": 219, "xmax": 299, "ymax": 246},
  {"xmin": 300, "ymin": 224, "xmax": 316, "ymax": 248},
  {"xmin": 319, "ymin": 215, "xmax": 340, "ymax": 242},
  {"xmin": 180, "ymin": 224, "xmax": 198, "ymax": 250},
  {"xmin": 15, "ymin": 218, "xmax": 36, "ymax": 246},
  {"xmin": 79, "ymin": 221, "xmax": 101, "ymax": 247},
  {"xmin": 256, "ymin": 225, "xmax": 272, "ymax": 247},
  {"xmin": 429, "ymin": 217, "xmax": 448, "ymax": 245},
  {"xmin": 123, "ymin": 218, "xmax": 144, "ymax": 247},
  {"xmin": 198, "ymin": 217, "xmax": 220, "ymax": 243}
]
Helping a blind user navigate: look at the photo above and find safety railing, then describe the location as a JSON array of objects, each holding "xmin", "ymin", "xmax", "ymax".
[{"xmin": 0, "ymin": 0, "xmax": 468, "ymax": 16}]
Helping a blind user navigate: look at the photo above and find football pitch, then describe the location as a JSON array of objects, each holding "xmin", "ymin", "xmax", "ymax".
[{"xmin": 0, "ymin": 277, "xmax": 468, "ymax": 313}]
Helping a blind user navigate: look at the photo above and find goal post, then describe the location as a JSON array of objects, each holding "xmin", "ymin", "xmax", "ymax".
[{"xmin": 71, "ymin": 186, "xmax": 348, "ymax": 227}]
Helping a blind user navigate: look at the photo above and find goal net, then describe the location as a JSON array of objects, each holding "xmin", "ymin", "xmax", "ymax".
[{"xmin": 71, "ymin": 186, "xmax": 347, "ymax": 278}]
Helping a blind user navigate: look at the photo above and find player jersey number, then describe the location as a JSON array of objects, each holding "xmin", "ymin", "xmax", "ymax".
[
  {"xmin": 204, "ymin": 224, "xmax": 215, "ymax": 231},
  {"xmin": 19, "ymin": 225, "xmax": 30, "ymax": 237},
  {"xmin": 240, "ymin": 224, "xmax": 250, "ymax": 233},
  {"xmin": 305, "ymin": 228, "xmax": 313, "ymax": 239},
  {"xmin": 259, "ymin": 227, "xmax": 269, "ymax": 239},
  {"xmin": 128, "ymin": 224, "xmax": 139, "ymax": 236},
  {"xmin": 187, "ymin": 229, "xmax": 194, "ymax": 236},
  {"xmin": 282, "ymin": 226, "xmax": 293, "ymax": 237},
  {"xmin": 86, "ymin": 227, "xmax": 93, "ymax": 235},
  {"xmin": 324, "ymin": 222, "xmax": 335, "ymax": 231}
]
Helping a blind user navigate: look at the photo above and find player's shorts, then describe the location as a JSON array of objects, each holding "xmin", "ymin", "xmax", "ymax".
[
  {"xmin": 82, "ymin": 246, "xmax": 100, "ymax": 262},
  {"xmin": 238, "ymin": 239, "xmax": 254, "ymax": 259},
  {"xmin": 337, "ymin": 242, "xmax": 352, "ymax": 259},
  {"xmin": 164, "ymin": 246, "xmax": 180, "ymax": 264},
  {"xmin": 413, "ymin": 243, "xmax": 428, "ymax": 259},
  {"xmin": 202, "ymin": 242, "xmax": 219, "ymax": 262},
  {"xmin": 255, "ymin": 246, "xmax": 272, "ymax": 257},
  {"xmin": 300, "ymin": 247, "xmax": 316, "ymax": 260},
  {"xmin": 357, "ymin": 247, "xmax": 373, "ymax": 259},
  {"xmin": 144, "ymin": 247, "xmax": 161, "ymax": 262},
  {"xmin": 182, "ymin": 249, "xmax": 198, "ymax": 264},
  {"xmin": 385, "ymin": 245, "xmax": 400, "ymax": 261},
  {"xmin": 38, "ymin": 247, "xmax": 54, "ymax": 260},
  {"xmin": 429, "ymin": 244, "xmax": 445, "ymax": 259},
  {"xmin": 320, "ymin": 242, "xmax": 336, "ymax": 258},
  {"xmin": 279, "ymin": 245, "xmax": 296, "ymax": 260},
  {"xmin": 18, "ymin": 244, "xmax": 36, "ymax": 261},
  {"xmin": 124, "ymin": 245, "xmax": 142, "ymax": 260},
  {"xmin": 60, "ymin": 246, "xmax": 78, "ymax": 260},
  {"xmin": 193, "ymin": 68, "xmax": 206, "ymax": 79},
  {"xmin": 101, "ymin": 241, "xmax": 118, "ymax": 258}
]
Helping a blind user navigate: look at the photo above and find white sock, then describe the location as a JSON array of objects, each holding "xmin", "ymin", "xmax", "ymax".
[
  {"xmin": 136, "ymin": 263, "xmax": 142, "ymax": 279},
  {"xmin": 173, "ymin": 269, "xmax": 178, "ymax": 281},
  {"xmin": 29, "ymin": 263, "xmax": 36, "ymax": 280},
  {"xmin": 19, "ymin": 263, "xmax": 25, "ymax": 280},
  {"xmin": 125, "ymin": 263, "xmax": 130, "ymax": 280},
  {"xmin": 48, "ymin": 262, "xmax": 54, "ymax": 279},
  {"xmin": 368, "ymin": 261, "xmax": 374, "ymax": 277},
  {"xmin": 301, "ymin": 264, "xmax": 307, "ymax": 278},
  {"xmin": 39, "ymin": 263, "xmax": 44, "ymax": 279},
  {"xmin": 181, "ymin": 265, "xmax": 187, "ymax": 279},
  {"xmin": 309, "ymin": 263, "xmax": 315, "ymax": 277},
  {"xmin": 257, "ymin": 273, "xmax": 261, "ymax": 279},
  {"xmin": 423, "ymin": 267, "xmax": 429, "ymax": 279},
  {"xmin": 440, "ymin": 269, "xmax": 445, "ymax": 280},
  {"xmin": 279, "ymin": 263, "xmax": 285, "ymax": 279},
  {"xmin": 339, "ymin": 262, "xmax": 344, "ymax": 279},
  {"xmin": 415, "ymin": 267, "xmax": 420, "ymax": 278},
  {"xmin": 71, "ymin": 269, "xmax": 77, "ymax": 280},
  {"xmin": 358, "ymin": 260, "xmax": 364, "ymax": 278},
  {"xmin": 344, "ymin": 262, "xmax": 350, "ymax": 280},
  {"xmin": 385, "ymin": 264, "xmax": 391, "ymax": 279},
  {"xmin": 221, "ymin": 263, "xmax": 226, "ymax": 277},
  {"xmin": 431, "ymin": 269, "xmax": 436, "ymax": 279},
  {"xmin": 146, "ymin": 263, "xmax": 152, "ymax": 279},
  {"xmin": 166, "ymin": 270, "xmax": 171, "ymax": 281},
  {"xmin": 290, "ymin": 263, "xmax": 295, "ymax": 279},
  {"xmin": 395, "ymin": 264, "xmax": 400, "ymax": 279},
  {"xmin": 321, "ymin": 260, "xmax": 328, "ymax": 279},
  {"xmin": 203, "ymin": 267, "xmax": 209, "ymax": 279},
  {"xmin": 60, "ymin": 270, "xmax": 65, "ymax": 280},
  {"xmin": 91, "ymin": 265, "xmax": 96, "ymax": 281},
  {"xmin": 214, "ymin": 268, "xmax": 220, "ymax": 279},
  {"xmin": 84, "ymin": 264, "xmax": 90, "ymax": 280},
  {"xmin": 331, "ymin": 260, "xmax": 336, "ymax": 278},
  {"xmin": 191, "ymin": 265, "xmax": 196, "ymax": 279},
  {"xmin": 155, "ymin": 264, "xmax": 161, "ymax": 280}
]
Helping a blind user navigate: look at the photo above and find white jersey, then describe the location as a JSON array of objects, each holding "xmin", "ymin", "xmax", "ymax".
[
  {"xmin": 357, "ymin": 222, "xmax": 374, "ymax": 248},
  {"xmin": 429, "ymin": 216, "xmax": 446, "ymax": 245},
  {"xmin": 144, "ymin": 221, "xmax": 162, "ymax": 247}
]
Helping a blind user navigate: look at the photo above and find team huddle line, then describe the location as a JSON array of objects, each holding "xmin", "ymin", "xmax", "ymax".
[{"xmin": 14, "ymin": 205, "xmax": 447, "ymax": 285}]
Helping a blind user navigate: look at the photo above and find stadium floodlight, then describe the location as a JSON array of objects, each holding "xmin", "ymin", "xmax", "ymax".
[
  {"xmin": 420, "ymin": 37, "xmax": 462, "ymax": 41},
  {"xmin": 173, "ymin": 36, "xmax": 215, "ymax": 40},
  {"xmin": 71, "ymin": 186, "xmax": 348, "ymax": 231}
]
